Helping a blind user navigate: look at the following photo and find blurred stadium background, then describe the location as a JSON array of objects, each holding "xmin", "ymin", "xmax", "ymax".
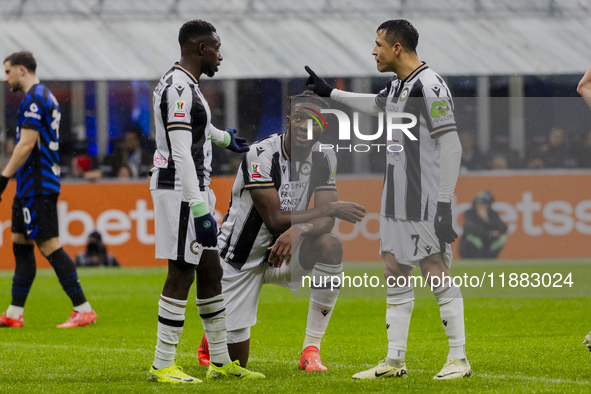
[
  {"xmin": 1, "ymin": 0, "xmax": 591, "ymax": 266},
  {"xmin": 2, "ymin": 2, "xmax": 591, "ymax": 392}
]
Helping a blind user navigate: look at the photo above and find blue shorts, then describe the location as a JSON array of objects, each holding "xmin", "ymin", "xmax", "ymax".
[{"xmin": 12, "ymin": 194, "xmax": 59, "ymax": 240}]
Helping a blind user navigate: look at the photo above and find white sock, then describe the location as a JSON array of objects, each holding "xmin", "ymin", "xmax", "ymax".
[
  {"xmin": 386, "ymin": 285, "xmax": 414, "ymax": 360},
  {"xmin": 433, "ymin": 284, "xmax": 466, "ymax": 359},
  {"xmin": 153, "ymin": 295, "xmax": 186, "ymax": 369},
  {"xmin": 6, "ymin": 305, "xmax": 24, "ymax": 319},
  {"xmin": 197, "ymin": 294, "xmax": 231, "ymax": 366},
  {"xmin": 73, "ymin": 301, "xmax": 92, "ymax": 313},
  {"xmin": 303, "ymin": 263, "xmax": 342, "ymax": 351}
]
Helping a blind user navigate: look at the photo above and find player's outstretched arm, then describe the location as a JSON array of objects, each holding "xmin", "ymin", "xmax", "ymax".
[
  {"xmin": 210, "ymin": 124, "xmax": 250, "ymax": 153},
  {"xmin": 0, "ymin": 128, "xmax": 38, "ymax": 201},
  {"xmin": 304, "ymin": 65, "xmax": 382, "ymax": 115},
  {"xmin": 434, "ymin": 132, "xmax": 462, "ymax": 252},
  {"xmin": 251, "ymin": 187, "xmax": 365, "ymax": 235},
  {"xmin": 577, "ymin": 67, "xmax": 591, "ymax": 110}
]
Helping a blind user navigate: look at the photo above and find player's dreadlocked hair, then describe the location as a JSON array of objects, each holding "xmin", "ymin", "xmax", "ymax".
[
  {"xmin": 178, "ymin": 20, "xmax": 217, "ymax": 48},
  {"xmin": 288, "ymin": 90, "xmax": 329, "ymax": 114},
  {"xmin": 377, "ymin": 19, "xmax": 419, "ymax": 53},
  {"xmin": 4, "ymin": 51, "xmax": 37, "ymax": 73}
]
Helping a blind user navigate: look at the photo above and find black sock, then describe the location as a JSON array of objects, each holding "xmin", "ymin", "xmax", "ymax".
[
  {"xmin": 46, "ymin": 248, "xmax": 87, "ymax": 307},
  {"xmin": 11, "ymin": 244, "xmax": 36, "ymax": 307}
]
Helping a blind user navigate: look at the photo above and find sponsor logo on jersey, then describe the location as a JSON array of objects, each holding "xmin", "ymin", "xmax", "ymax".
[
  {"xmin": 251, "ymin": 163, "xmax": 261, "ymax": 178},
  {"xmin": 431, "ymin": 100, "xmax": 450, "ymax": 118},
  {"xmin": 154, "ymin": 157, "xmax": 168, "ymax": 167},
  {"xmin": 49, "ymin": 141, "xmax": 59, "ymax": 151},
  {"xmin": 24, "ymin": 111, "xmax": 42, "ymax": 120},
  {"xmin": 174, "ymin": 100, "xmax": 186, "ymax": 117},
  {"xmin": 30, "ymin": 103, "xmax": 39, "ymax": 113},
  {"xmin": 52, "ymin": 163, "xmax": 60, "ymax": 176}
]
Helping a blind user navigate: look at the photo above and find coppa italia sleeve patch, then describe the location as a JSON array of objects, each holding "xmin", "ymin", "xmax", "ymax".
[{"xmin": 173, "ymin": 100, "xmax": 186, "ymax": 118}]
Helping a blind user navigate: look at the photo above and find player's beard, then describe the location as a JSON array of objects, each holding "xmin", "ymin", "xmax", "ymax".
[{"xmin": 8, "ymin": 80, "xmax": 23, "ymax": 92}]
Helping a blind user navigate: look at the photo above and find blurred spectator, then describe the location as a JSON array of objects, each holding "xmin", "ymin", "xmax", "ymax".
[
  {"xmin": 74, "ymin": 231, "xmax": 120, "ymax": 267},
  {"xmin": 0, "ymin": 137, "xmax": 16, "ymax": 170},
  {"xmin": 459, "ymin": 132, "xmax": 485, "ymax": 171},
  {"xmin": 102, "ymin": 127, "xmax": 152, "ymax": 178},
  {"xmin": 69, "ymin": 155, "xmax": 103, "ymax": 181},
  {"xmin": 574, "ymin": 129, "xmax": 591, "ymax": 168},
  {"xmin": 489, "ymin": 153, "xmax": 509, "ymax": 170},
  {"xmin": 116, "ymin": 165, "xmax": 133, "ymax": 179},
  {"xmin": 525, "ymin": 151, "xmax": 545, "ymax": 169},
  {"xmin": 540, "ymin": 128, "xmax": 575, "ymax": 168},
  {"xmin": 459, "ymin": 191, "xmax": 508, "ymax": 259}
]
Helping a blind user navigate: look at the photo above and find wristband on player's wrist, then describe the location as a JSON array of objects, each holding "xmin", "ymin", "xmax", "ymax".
[
  {"xmin": 190, "ymin": 201, "xmax": 209, "ymax": 218},
  {"xmin": 0, "ymin": 175, "xmax": 9, "ymax": 193}
]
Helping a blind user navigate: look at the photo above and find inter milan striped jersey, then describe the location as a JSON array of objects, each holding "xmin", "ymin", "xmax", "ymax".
[
  {"xmin": 16, "ymin": 83, "xmax": 61, "ymax": 198},
  {"xmin": 218, "ymin": 133, "xmax": 337, "ymax": 271},
  {"xmin": 376, "ymin": 62, "xmax": 457, "ymax": 222},
  {"xmin": 150, "ymin": 63, "xmax": 213, "ymax": 191}
]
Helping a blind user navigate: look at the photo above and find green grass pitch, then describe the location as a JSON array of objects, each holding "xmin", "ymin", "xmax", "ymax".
[{"xmin": 0, "ymin": 260, "xmax": 590, "ymax": 393}]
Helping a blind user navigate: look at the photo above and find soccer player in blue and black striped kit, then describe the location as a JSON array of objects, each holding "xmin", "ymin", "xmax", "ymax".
[{"xmin": 0, "ymin": 51, "xmax": 96, "ymax": 328}]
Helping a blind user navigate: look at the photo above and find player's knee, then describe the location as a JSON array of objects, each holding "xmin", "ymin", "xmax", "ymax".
[
  {"xmin": 315, "ymin": 233, "xmax": 343, "ymax": 264},
  {"xmin": 227, "ymin": 327, "xmax": 250, "ymax": 344}
]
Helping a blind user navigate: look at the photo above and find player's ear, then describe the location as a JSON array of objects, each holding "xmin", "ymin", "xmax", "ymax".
[
  {"xmin": 18, "ymin": 65, "xmax": 27, "ymax": 76},
  {"xmin": 286, "ymin": 115, "xmax": 291, "ymax": 128},
  {"xmin": 198, "ymin": 42, "xmax": 206, "ymax": 56}
]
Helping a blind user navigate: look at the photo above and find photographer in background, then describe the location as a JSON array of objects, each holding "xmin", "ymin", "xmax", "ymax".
[
  {"xmin": 74, "ymin": 232, "xmax": 120, "ymax": 268},
  {"xmin": 459, "ymin": 191, "xmax": 508, "ymax": 259}
]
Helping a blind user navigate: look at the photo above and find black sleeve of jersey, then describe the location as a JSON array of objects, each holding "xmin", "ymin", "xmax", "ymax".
[{"xmin": 310, "ymin": 151, "xmax": 337, "ymax": 193}]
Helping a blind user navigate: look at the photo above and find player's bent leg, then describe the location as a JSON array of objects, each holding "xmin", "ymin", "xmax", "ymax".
[
  {"xmin": 299, "ymin": 233, "xmax": 343, "ymax": 371},
  {"xmin": 37, "ymin": 236, "xmax": 96, "ymax": 327},
  {"xmin": 421, "ymin": 254, "xmax": 470, "ymax": 379}
]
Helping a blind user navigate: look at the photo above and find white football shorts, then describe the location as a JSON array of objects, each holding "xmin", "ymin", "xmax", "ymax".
[
  {"xmin": 379, "ymin": 216, "xmax": 453, "ymax": 268},
  {"xmin": 221, "ymin": 239, "xmax": 310, "ymax": 331},
  {"xmin": 152, "ymin": 187, "xmax": 217, "ymax": 265}
]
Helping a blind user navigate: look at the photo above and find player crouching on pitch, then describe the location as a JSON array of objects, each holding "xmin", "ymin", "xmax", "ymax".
[{"xmin": 198, "ymin": 91, "xmax": 366, "ymax": 371}]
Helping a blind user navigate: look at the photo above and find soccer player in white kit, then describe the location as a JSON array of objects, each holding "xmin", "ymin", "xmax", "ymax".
[
  {"xmin": 198, "ymin": 91, "xmax": 366, "ymax": 371},
  {"xmin": 305, "ymin": 19, "xmax": 470, "ymax": 379},
  {"xmin": 147, "ymin": 20, "xmax": 264, "ymax": 383}
]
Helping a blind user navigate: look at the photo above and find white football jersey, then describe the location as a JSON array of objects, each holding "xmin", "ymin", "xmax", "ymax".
[
  {"xmin": 218, "ymin": 133, "xmax": 337, "ymax": 271},
  {"xmin": 376, "ymin": 62, "xmax": 457, "ymax": 222},
  {"xmin": 150, "ymin": 63, "xmax": 213, "ymax": 191}
]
